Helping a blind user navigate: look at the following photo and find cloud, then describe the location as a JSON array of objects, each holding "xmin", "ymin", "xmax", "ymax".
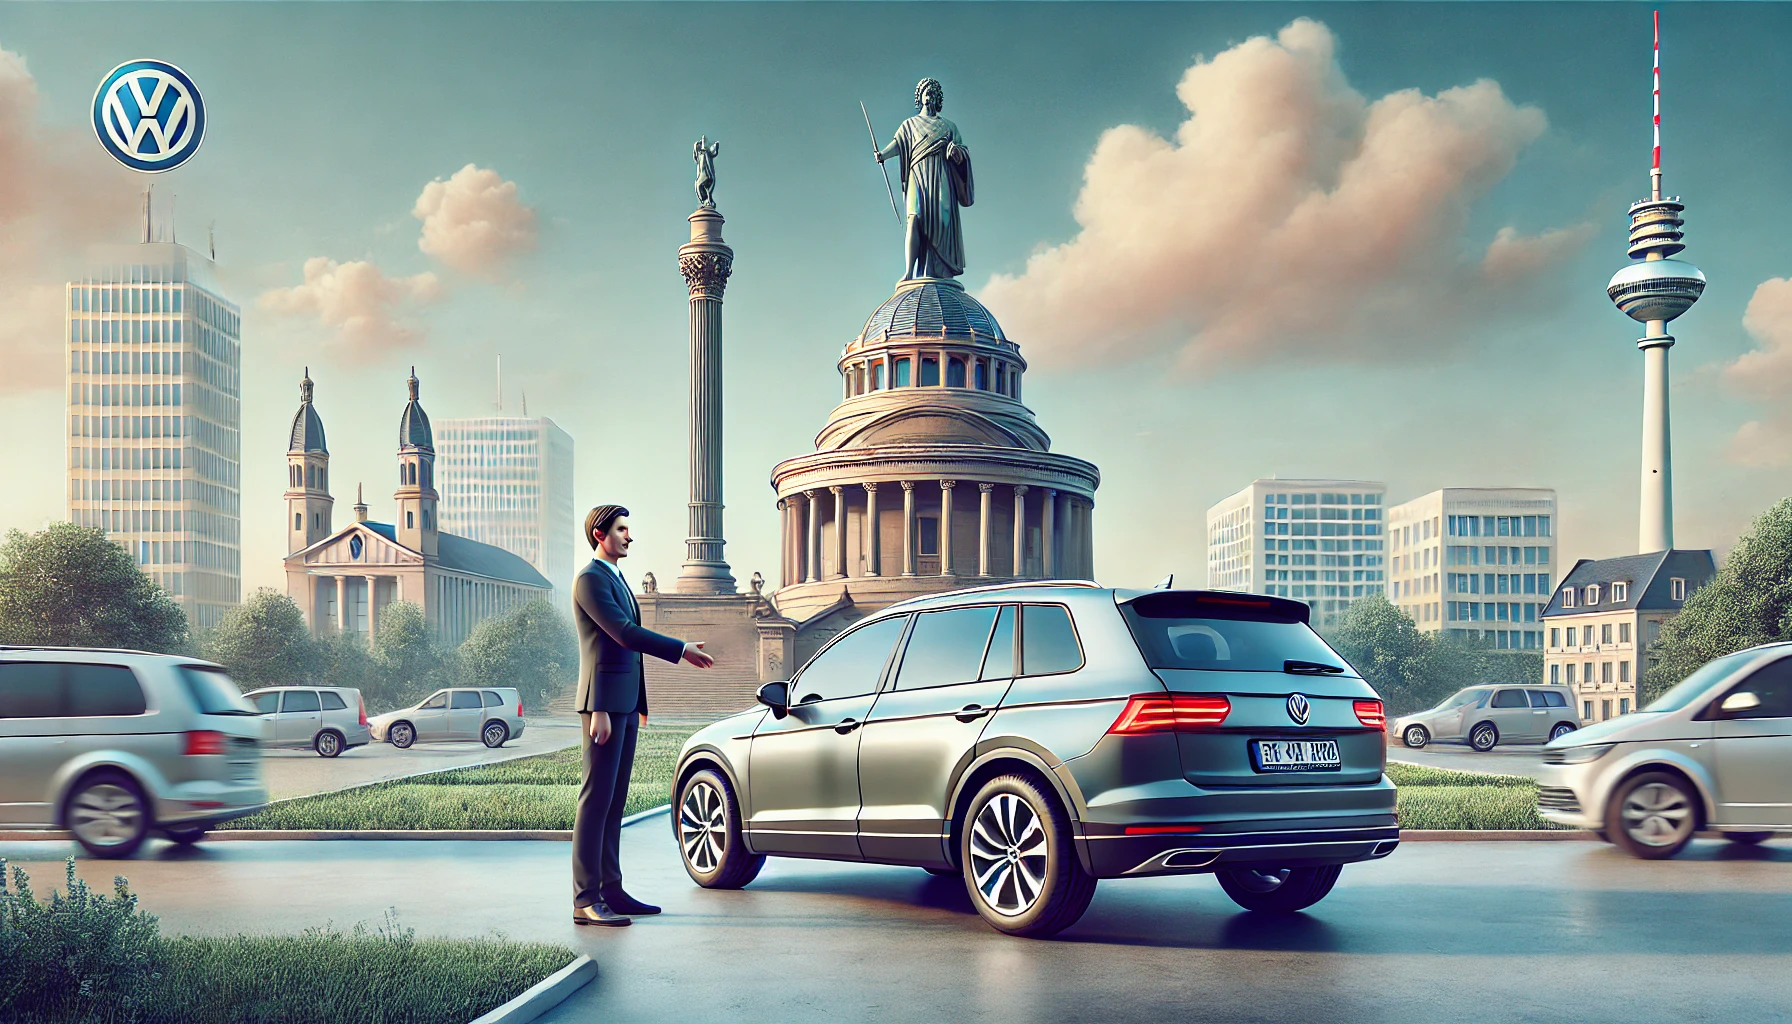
[
  {"xmin": 1723, "ymin": 277, "xmax": 1792, "ymax": 466},
  {"xmin": 258, "ymin": 257, "xmax": 441, "ymax": 352},
  {"xmin": 413, "ymin": 164, "xmax": 538, "ymax": 276},
  {"xmin": 0, "ymin": 45, "xmax": 141, "ymax": 394},
  {"xmin": 979, "ymin": 19, "xmax": 1589, "ymax": 373}
]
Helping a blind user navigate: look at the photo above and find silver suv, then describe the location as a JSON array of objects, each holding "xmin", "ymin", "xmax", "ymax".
[
  {"xmin": 672, "ymin": 584, "xmax": 1398, "ymax": 937},
  {"xmin": 368, "ymin": 687, "xmax": 525, "ymax": 749},
  {"xmin": 0, "ymin": 647, "xmax": 267, "ymax": 858},
  {"xmin": 243, "ymin": 686, "xmax": 372, "ymax": 757},
  {"xmin": 1393, "ymin": 685, "xmax": 1581, "ymax": 751},
  {"xmin": 1539, "ymin": 641, "xmax": 1792, "ymax": 858}
]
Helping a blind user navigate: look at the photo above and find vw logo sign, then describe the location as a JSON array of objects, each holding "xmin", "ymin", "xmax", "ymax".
[
  {"xmin": 92, "ymin": 60, "xmax": 206, "ymax": 173},
  {"xmin": 1286, "ymin": 693, "xmax": 1311, "ymax": 726}
]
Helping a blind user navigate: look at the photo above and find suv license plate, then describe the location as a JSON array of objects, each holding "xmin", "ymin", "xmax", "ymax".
[{"xmin": 1252, "ymin": 739, "xmax": 1342, "ymax": 772}]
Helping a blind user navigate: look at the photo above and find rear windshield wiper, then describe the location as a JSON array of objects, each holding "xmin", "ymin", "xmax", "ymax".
[{"xmin": 1284, "ymin": 660, "xmax": 1344, "ymax": 675}]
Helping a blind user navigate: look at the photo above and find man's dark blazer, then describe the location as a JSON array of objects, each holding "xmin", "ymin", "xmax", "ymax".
[{"xmin": 572, "ymin": 559, "xmax": 685, "ymax": 715}]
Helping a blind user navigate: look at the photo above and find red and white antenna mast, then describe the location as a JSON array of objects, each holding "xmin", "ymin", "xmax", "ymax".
[{"xmin": 1651, "ymin": 9, "xmax": 1662, "ymax": 201}]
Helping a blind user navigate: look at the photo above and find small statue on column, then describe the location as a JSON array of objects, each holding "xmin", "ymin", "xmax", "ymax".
[{"xmin": 694, "ymin": 136, "xmax": 720, "ymax": 210}]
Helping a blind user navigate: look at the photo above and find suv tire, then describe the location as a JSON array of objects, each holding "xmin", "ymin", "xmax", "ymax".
[
  {"xmin": 1217, "ymin": 864, "xmax": 1343, "ymax": 913},
  {"xmin": 1469, "ymin": 723, "xmax": 1498, "ymax": 752},
  {"xmin": 64, "ymin": 770, "xmax": 151, "ymax": 859},
  {"xmin": 1725, "ymin": 831, "xmax": 1773, "ymax": 845},
  {"xmin": 1607, "ymin": 771, "xmax": 1699, "ymax": 859},
  {"xmin": 389, "ymin": 722, "xmax": 416, "ymax": 749},
  {"xmin": 960, "ymin": 774, "xmax": 1096, "ymax": 938},
  {"xmin": 1548, "ymin": 722, "xmax": 1576, "ymax": 743},
  {"xmin": 163, "ymin": 824, "xmax": 208, "ymax": 846},
  {"xmin": 676, "ymin": 768, "xmax": 764, "ymax": 889},
  {"xmin": 314, "ymin": 731, "xmax": 344, "ymax": 758},
  {"xmin": 482, "ymin": 721, "xmax": 509, "ymax": 748},
  {"xmin": 1401, "ymin": 725, "xmax": 1429, "ymax": 749}
]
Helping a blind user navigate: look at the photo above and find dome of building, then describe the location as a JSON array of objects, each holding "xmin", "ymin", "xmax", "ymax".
[
  {"xmin": 288, "ymin": 372, "xmax": 327, "ymax": 454},
  {"xmin": 397, "ymin": 369, "xmax": 433, "ymax": 450},
  {"xmin": 857, "ymin": 279, "xmax": 1006, "ymax": 343}
]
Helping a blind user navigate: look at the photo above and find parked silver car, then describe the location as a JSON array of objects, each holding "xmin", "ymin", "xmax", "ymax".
[
  {"xmin": 671, "ymin": 584, "xmax": 1398, "ymax": 937},
  {"xmin": 0, "ymin": 647, "xmax": 267, "ymax": 858},
  {"xmin": 1392, "ymin": 685, "xmax": 1580, "ymax": 751},
  {"xmin": 368, "ymin": 687, "xmax": 525, "ymax": 749},
  {"xmin": 242, "ymin": 686, "xmax": 372, "ymax": 757},
  {"xmin": 1538, "ymin": 641, "xmax": 1792, "ymax": 858}
]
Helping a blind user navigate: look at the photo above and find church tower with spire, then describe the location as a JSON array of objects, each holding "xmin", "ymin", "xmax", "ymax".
[
  {"xmin": 284, "ymin": 369, "xmax": 333, "ymax": 554},
  {"xmin": 394, "ymin": 368, "xmax": 439, "ymax": 557}
]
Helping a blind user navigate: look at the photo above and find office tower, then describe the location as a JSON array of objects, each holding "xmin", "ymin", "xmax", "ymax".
[
  {"xmin": 1206, "ymin": 479, "xmax": 1386, "ymax": 629},
  {"xmin": 1386, "ymin": 488, "xmax": 1557, "ymax": 649},
  {"xmin": 436, "ymin": 414, "xmax": 575, "ymax": 605}
]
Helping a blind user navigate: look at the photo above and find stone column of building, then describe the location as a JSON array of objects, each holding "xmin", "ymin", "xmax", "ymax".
[
  {"xmin": 939, "ymin": 480, "xmax": 956, "ymax": 577},
  {"xmin": 804, "ymin": 490, "xmax": 821, "ymax": 584},
  {"xmin": 365, "ymin": 576, "xmax": 379, "ymax": 643},
  {"xmin": 1042, "ymin": 488, "xmax": 1058, "ymax": 576},
  {"xmin": 978, "ymin": 483, "xmax": 994, "ymax": 577},
  {"xmin": 1012, "ymin": 486, "xmax": 1029, "ymax": 579},
  {"xmin": 776, "ymin": 499, "xmax": 789, "ymax": 587},
  {"xmin": 831, "ymin": 486, "xmax": 847, "ymax": 578},
  {"xmin": 901, "ymin": 481, "xmax": 917, "ymax": 577},
  {"xmin": 675, "ymin": 202, "xmax": 737, "ymax": 593},
  {"xmin": 863, "ymin": 483, "xmax": 881, "ymax": 576},
  {"xmin": 336, "ymin": 575, "xmax": 349, "ymax": 634}
]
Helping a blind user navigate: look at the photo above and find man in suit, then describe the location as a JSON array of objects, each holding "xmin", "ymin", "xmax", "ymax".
[{"xmin": 572, "ymin": 504, "xmax": 713, "ymax": 926}]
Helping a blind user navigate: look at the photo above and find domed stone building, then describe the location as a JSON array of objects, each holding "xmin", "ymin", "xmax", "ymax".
[{"xmin": 770, "ymin": 277, "xmax": 1100, "ymax": 659}]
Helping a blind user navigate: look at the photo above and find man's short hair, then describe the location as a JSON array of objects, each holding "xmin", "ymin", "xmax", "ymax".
[{"xmin": 585, "ymin": 505, "xmax": 629, "ymax": 547}]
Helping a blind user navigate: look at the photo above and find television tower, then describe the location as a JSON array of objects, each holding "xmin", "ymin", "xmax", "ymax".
[{"xmin": 1607, "ymin": 10, "xmax": 1705, "ymax": 554}]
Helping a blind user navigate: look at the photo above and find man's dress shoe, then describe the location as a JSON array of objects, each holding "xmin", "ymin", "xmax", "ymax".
[
  {"xmin": 572, "ymin": 903, "xmax": 631, "ymax": 926},
  {"xmin": 600, "ymin": 890, "xmax": 661, "ymax": 916}
]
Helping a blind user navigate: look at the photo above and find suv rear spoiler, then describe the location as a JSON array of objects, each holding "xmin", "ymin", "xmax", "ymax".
[{"xmin": 1117, "ymin": 589, "xmax": 1311, "ymax": 625}]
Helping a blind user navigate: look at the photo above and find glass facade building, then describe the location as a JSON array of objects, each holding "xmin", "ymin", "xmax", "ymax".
[
  {"xmin": 436, "ymin": 416, "xmax": 575, "ymax": 606},
  {"xmin": 1206, "ymin": 479, "xmax": 1387, "ymax": 630},
  {"xmin": 1387, "ymin": 488, "xmax": 1557, "ymax": 650},
  {"xmin": 65, "ymin": 243, "xmax": 241, "ymax": 630}
]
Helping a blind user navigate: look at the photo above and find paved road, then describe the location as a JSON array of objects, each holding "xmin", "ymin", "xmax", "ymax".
[
  {"xmin": 1386, "ymin": 739, "xmax": 1552, "ymax": 780},
  {"xmin": 258, "ymin": 717, "xmax": 583, "ymax": 800},
  {"xmin": 3, "ymin": 829, "xmax": 1788, "ymax": 1023}
]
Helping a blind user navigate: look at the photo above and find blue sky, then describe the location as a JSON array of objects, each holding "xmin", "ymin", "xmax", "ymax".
[{"xmin": 0, "ymin": 3, "xmax": 1788, "ymax": 598}]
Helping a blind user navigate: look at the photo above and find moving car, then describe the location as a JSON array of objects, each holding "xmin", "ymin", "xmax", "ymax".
[
  {"xmin": 368, "ymin": 687, "xmax": 525, "ymax": 749},
  {"xmin": 670, "ymin": 583, "xmax": 1398, "ymax": 937},
  {"xmin": 1538, "ymin": 641, "xmax": 1792, "ymax": 858},
  {"xmin": 0, "ymin": 647, "xmax": 267, "ymax": 858},
  {"xmin": 1393, "ymin": 685, "xmax": 1580, "ymax": 751},
  {"xmin": 243, "ymin": 686, "xmax": 372, "ymax": 757}
]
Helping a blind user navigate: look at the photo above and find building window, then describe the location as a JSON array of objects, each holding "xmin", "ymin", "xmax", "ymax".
[
  {"xmin": 1566, "ymin": 626, "xmax": 1577, "ymax": 646},
  {"xmin": 917, "ymin": 516, "xmax": 939, "ymax": 556},
  {"xmin": 1601, "ymin": 624, "xmax": 1613, "ymax": 644},
  {"xmin": 1670, "ymin": 577, "xmax": 1686, "ymax": 601},
  {"xmin": 1611, "ymin": 581, "xmax": 1629, "ymax": 603},
  {"xmin": 1620, "ymin": 622, "xmax": 1631, "ymax": 644},
  {"xmin": 1601, "ymin": 662, "xmax": 1613, "ymax": 684},
  {"xmin": 1585, "ymin": 584, "xmax": 1599, "ymax": 605},
  {"xmin": 1549, "ymin": 627, "xmax": 1560, "ymax": 647},
  {"xmin": 294, "ymin": 513, "xmax": 302, "ymax": 530},
  {"xmin": 1583, "ymin": 700, "xmax": 1594, "ymax": 720},
  {"xmin": 1601, "ymin": 699, "xmax": 1612, "ymax": 720},
  {"xmin": 1566, "ymin": 663, "xmax": 1576, "ymax": 685},
  {"xmin": 920, "ymin": 357, "xmax": 940, "ymax": 386},
  {"xmin": 894, "ymin": 358, "xmax": 911, "ymax": 387},
  {"xmin": 1584, "ymin": 661, "xmax": 1594, "ymax": 684},
  {"xmin": 1550, "ymin": 663, "xmax": 1560, "ymax": 685},
  {"xmin": 974, "ymin": 362, "xmax": 987, "ymax": 390},
  {"xmin": 407, "ymin": 511, "xmax": 415, "ymax": 529},
  {"xmin": 1562, "ymin": 587, "xmax": 1575, "ymax": 609},
  {"xmin": 946, "ymin": 358, "xmax": 966, "ymax": 387},
  {"xmin": 872, "ymin": 363, "xmax": 884, "ymax": 389},
  {"xmin": 1619, "ymin": 661, "xmax": 1631, "ymax": 683}
]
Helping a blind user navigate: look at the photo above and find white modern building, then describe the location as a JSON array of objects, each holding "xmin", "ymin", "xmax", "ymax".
[
  {"xmin": 436, "ymin": 415, "xmax": 576, "ymax": 605},
  {"xmin": 65, "ymin": 239, "xmax": 241, "ymax": 630},
  {"xmin": 1205, "ymin": 479, "xmax": 1386, "ymax": 630},
  {"xmin": 1387, "ymin": 488, "xmax": 1557, "ymax": 650}
]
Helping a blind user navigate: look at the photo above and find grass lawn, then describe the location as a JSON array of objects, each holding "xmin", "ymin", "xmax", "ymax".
[
  {"xmin": 1386, "ymin": 761, "xmax": 1565, "ymax": 830},
  {"xmin": 223, "ymin": 724, "xmax": 700, "ymax": 831}
]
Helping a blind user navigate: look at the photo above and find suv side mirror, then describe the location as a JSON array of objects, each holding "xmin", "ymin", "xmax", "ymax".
[
  {"xmin": 757, "ymin": 681, "xmax": 790, "ymax": 719},
  {"xmin": 1720, "ymin": 691, "xmax": 1762, "ymax": 713}
]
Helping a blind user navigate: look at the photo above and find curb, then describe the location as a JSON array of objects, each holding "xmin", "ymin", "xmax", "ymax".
[
  {"xmin": 1399, "ymin": 830, "xmax": 1592, "ymax": 841},
  {"xmin": 0, "ymin": 805, "xmax": 676, "ymax": 844},
  {"xmin": 620, "ymin": 804, "xmax": 671, "ymax": 827},
  {"xmin": 469, "ymin": 954, "xmax": 596, "ymax": 1024}
]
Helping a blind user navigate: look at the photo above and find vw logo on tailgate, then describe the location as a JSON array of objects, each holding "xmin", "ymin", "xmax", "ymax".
[
  {"xmin": 1286, "ymin": 692, "xmax": 1311, "ymax": 726},
  {"xmin": 92, "ymin": 60, "xmax": 206, "ymax": 173}
]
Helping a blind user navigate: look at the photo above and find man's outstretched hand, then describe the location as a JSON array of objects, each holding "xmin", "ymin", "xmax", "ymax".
[{"xmin": 682, "ymin": 641, "xmax": 715, "ymax": 669}]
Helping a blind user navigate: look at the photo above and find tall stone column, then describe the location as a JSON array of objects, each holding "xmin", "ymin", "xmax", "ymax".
[
  {"xmin": 939, "ymin": 480, "xmax": 956, "ymax": 576},
  {"xmin": 804, "ymin": 489, "xmax": 821, "ymax": 583},
  {"xmin": 675, "ymin": 199, "xmax": 737, "ymax": 593},
  {"xmin": 901, "ymin": 481, "xmax": 917, "ymax": 577},
  {"xmin": 862, "ymin": 483, "xmax": 881, "ymax": 576},
  {"xmin": 777, "ymin": 499, "xmax": 790, "ymax": 587},
  {"xmin": 978, "ymin": 483, "xmax": 994, "ymax": 577},
  {"xmin": 1042, "ymin": 489, "xmax": 1058, "ymax": 576},
  {"xmin": 1012, "ymin": 486, "xmax": 1029, "ymax": 578},
  {"xmin": 831, "ymin": 486, "xmax": 847, "ymax": 579}
]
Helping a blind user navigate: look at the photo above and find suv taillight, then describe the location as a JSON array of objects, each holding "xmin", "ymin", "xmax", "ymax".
[
  {"xmin": 1354, "ymin": 700, "xmax": 1386, "ymax": 730},
  {"xmin": 183, "ymin": 730, "xmax": 227, "ymax": 756},
  {"xmin": 1109, "ymin": 694, "xmax": 1230, "ymax": 734},
  {"xmin": 517, "ymin": 700, "xmax": 524, "ymax": 718},
  {"xmin": 358, "ymin": 693, "xmax": 368, "ymax": 728}
]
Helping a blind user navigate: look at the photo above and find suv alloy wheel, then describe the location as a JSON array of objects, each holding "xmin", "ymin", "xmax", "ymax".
[
  {"xmin": 482, "ymin": 721, "xmax": 508, "ymax": 748},
  {"xmin": 961, "ymin": 774, "xmax": 1096, "ymax": 938},
  {"xmin": 677, "ymin": 768, "xmax": 764, "ymax": 889},
  {"xmin": 1469, "ymin": 723, "xmax": 1498, "ymax": 752},
  {"xmin": 65, "ymin": 770, "xmax": 151, "ymax": 859},
  {"xmin": 1607, "ymin": 771, "xmax": 1699, "ymax": 859}
]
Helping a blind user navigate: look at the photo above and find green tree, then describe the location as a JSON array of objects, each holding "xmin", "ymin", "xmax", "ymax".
[
  {"xmin": 1324, "ymin": 593, "xmax": 1452, "ymax": 714},
  {"xmin": 368, "ymin": 601, "xmax": 445, "ymax": 710},
  {"xmin": 311, "ymin": 631, "xmax": 377, "ymax": 700},
  {"xmin": 0, "ymin": 522, "xmax": 187, "ymax": 653},
  {"xmin": 200, "ymin": 589, "xmax": 314, "ymax": 689},
  {"xmin": 457, "ymin": 599, "xmax": 577, "ymax": 712},
  {"xmin": 1642, "ymin": 498, "xmax": 1792, "ymax": 703}
]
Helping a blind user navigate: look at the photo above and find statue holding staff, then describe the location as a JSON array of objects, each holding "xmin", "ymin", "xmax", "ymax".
[
  {"xmin": 875, "ymin": 78, "xmax": 974, "ymax": 281},
  {"xmin": 693, "ymin": 136, "xmax": 720, "ymax": 210}
]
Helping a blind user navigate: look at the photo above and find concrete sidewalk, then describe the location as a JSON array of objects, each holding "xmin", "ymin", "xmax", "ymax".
[{"xmin": 3, "ymin": 828, "xmax": 1789, "ymax": 1024}]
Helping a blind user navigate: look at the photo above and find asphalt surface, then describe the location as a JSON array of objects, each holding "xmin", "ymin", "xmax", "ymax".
[
  {"xmin": 257, "ymin": 717, "xmax": 583, "ymax": 799},
  {"xmin": 3, "ymin": 828, "xmax": 1789, "ymax": 1023},
  {"xmin": 1386, "ymin": 739, "xmax": 1552, "ymax": 780}
]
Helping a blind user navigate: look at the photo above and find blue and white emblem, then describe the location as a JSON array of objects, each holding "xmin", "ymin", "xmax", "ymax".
[
  {"xmin": 1286, "ymin": 693, "xmax": 1311, "ymax": 726},
  {"xmin": 91, "ymin": 60, "xmax": 206, "ymax": 173}
]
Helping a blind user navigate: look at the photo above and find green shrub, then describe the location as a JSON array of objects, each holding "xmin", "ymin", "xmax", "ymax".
[
  {"xmin": 1396, "ymin": 785, "xmax": 1566, "ymax": 830},
  {"xmin": 0, "ymin": 858, "xmax": 163, "ymax": 1023},
  {"xmin": 1385, "ymin": 762, "xmax": 1532, "ymax": 788}
]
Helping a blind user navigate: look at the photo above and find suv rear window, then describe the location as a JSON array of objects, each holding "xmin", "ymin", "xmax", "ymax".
[
  {"xmin": 1120, "ymin": 595, "xmax": 1345, "ymax": 673},
  {"xmin": 176, "ymin": 666, "xmax": 258, "ymax": 716},
  {"xmin": 481, "ymin": 691, "xmax": 505, "ymax": 707},
  {"xmin": 319, "ymin": 691, "xmax": 348, "ymax": 711}
]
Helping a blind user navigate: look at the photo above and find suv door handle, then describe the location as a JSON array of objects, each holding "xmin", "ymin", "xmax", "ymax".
[
  {"xmin": 834, "ymin": 718, "xmax": 860, "ymax": 735},
  {"xmin": 954, "ymin": 704, "xmax": 990, "ymax": 722}
]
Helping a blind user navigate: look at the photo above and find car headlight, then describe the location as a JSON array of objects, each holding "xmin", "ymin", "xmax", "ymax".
[{"xmin": 1549, "ymin": 743, "xmax": 1615, "ymax": 765}]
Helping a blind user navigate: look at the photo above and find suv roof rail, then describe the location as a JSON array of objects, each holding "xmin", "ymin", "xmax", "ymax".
[
  {"xmin": 881, "ymin": 579, "xmax": 1100, "ymax": 613},
  {"xmin": 0, "ymin": 644, "xmax": 161, "ymax": 656}
]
